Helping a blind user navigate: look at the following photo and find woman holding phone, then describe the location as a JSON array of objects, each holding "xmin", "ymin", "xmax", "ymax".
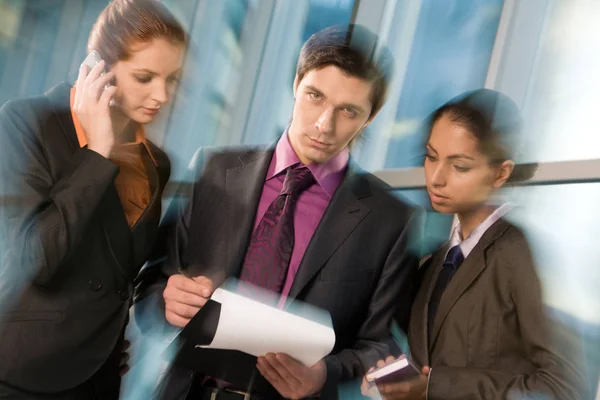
[
  {"xmin": 0, "ymin": 0, "xmax": 186, "ymax": 398},
  {"xmin": 362, "ymin": 89, "xmax": 589, "ymax": 400}
]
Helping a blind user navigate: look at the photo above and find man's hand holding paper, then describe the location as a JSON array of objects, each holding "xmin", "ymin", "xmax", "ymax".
[
  {"xmin": 163, "ymin": 274, "xmax": 214, "ymax": 327},
  {"xmin": 257, "ymin": 353, "xmax": 327, "ymax": 399}
]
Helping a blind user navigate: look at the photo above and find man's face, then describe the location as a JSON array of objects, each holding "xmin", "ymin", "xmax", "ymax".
[{"xmin": 288, "ymin": 65, "xmax": 376, "ymax": 165}]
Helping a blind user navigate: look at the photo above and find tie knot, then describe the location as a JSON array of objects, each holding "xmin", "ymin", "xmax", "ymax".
[
  {"xmin": 444, "ymin": 245, "xmax": 464, "ymax": 268},
  {"xmin": 282, "ymin": 166, "xmax": 314, "ymax": 195}
]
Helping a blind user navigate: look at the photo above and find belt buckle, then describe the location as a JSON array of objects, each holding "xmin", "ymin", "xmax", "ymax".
[
  {"xmin": 223, "ymin": 388, "xmax": 253, "ymax": 400},
  {"xmin": 210, "ymin": 388, "xmax": 252, "ymax": 400}
]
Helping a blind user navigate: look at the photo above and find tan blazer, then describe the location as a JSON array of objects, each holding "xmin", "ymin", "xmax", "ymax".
[{"xmin": 408, "ymin": 218, "xmax": 590, "ymax": 400}]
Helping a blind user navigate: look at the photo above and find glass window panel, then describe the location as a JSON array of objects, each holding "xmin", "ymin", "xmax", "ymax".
[
  {"xmin": 519, "ymin": 1, "xmax": 600, "ymax": 163},
  {"xmin": 353, "ymin": 0, "xmax": 504, "ymax": 171}
]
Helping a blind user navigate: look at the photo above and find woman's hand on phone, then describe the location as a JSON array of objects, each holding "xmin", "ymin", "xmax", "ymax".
[
  {"xmin": 73, "ymin": 60, "xmax": 117, "ymax": 158},
  {"xmin": 361, "ymin": 357, "xmax": 430, "ymax": 400}
]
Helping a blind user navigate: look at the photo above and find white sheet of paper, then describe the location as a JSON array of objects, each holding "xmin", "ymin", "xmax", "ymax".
[{"xmin": 196, "ymin": 287, "xmax": 336, "ymax": 367}]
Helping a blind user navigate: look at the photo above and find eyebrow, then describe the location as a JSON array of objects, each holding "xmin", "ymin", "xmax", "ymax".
[
  {"xmin": 304, "ymin": 85, "xmax": 366, "ymax": 114},
  {"xmin": 131, "ymin": 69, "xmax": 157, "ymax": 74},
  {"xmin": 426, "ymin": 143, "xmax": 476, "ymax": 160},
  {"xmin": 131, "ymin": 68, "xmax": 181, "ymax": 76}
]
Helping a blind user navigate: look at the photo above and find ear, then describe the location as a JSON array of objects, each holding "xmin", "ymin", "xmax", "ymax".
[
  {"xmin": 493, "ymin": 160, "xmax": 515, "ymax": 188},
  {"xmin": 362, "ymin": 103, "xmax": 381, "ymax": 129},
  {"xmin": 293, "ymin": 75, "xmax": 299, "ymax": 99}
]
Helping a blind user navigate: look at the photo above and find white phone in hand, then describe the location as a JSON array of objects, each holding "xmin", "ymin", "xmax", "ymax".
[
  {"xmin": 82, "ymin": 50, "xmax": 115, "ymax": 106},
  {"xmin": 365, "ymin": 355, "xmax": 420, "ymax": 385}
]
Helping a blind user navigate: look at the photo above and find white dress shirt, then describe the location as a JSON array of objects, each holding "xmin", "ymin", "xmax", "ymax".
[{"xmin": 447, "ymin": 202, "xmax": 514, "ymax": 259}]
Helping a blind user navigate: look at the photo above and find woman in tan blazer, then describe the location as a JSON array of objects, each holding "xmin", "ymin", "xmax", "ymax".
[{"xmin": 363, "ymin": 89, "xmax": 590, "ymax": 400}]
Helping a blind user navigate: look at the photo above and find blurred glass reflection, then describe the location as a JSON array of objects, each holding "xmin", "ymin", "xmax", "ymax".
[
  {"xmin": 352, "ymin": 0, "xmax": 504, "ymax": 171},
  {"xmin": 505, "ymin": 184, "xmax": 600, "ymax": 392},
  {"xmin": 0, "ymin": 0, "xmax": 599, "ymax": 397},
  {"xmin": 521, "ymin": 0, "xmax": 600, "ymax": 163}
]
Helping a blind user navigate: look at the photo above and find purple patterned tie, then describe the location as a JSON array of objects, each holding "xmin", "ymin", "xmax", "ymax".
[{"xmin": 239, "ymin": 165, "xmax": 315, "ymax": 293}]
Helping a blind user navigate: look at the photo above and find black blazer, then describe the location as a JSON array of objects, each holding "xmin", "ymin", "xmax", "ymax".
[
  {"xmin": 134, "ymin": 146, "xmax": 422, "ymax": 399},
  {"xmin": 0, "ymin": 83, "xmax": 170, "ymax": 393},
  {"xmin": 408, "ymin": 218, "xmax": 590, "ymax": 400}
]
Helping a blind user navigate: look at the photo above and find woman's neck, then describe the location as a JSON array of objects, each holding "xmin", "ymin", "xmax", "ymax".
[
  {"xmin": 110, "ymin": 108, "xmax": 137, "ymax": 144},
  {"xmin": 457, "ymin": 204, "xmax": 498, "ymax": 240}
]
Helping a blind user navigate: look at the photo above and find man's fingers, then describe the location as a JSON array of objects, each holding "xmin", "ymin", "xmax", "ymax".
[
  {"xmin": 170, "ymin": 275, "xmax": 212, "ymax": 297},
  {"xmin": 165, "ymin": 312, "xmax": 191, "ymax": 328},
  {"xmin": 257, "ymin": 356, "xmax": 291, "ymax": 393},
  {"xmin": 270, "ymin": 354, "xmax": 303, "ymax": 387},
  {"xmin": 385, "ymin": 355, "xmax": 396, "ymax": 364},
  {"xmin": 191, "ymin": 275, "xmax": 214, "ymax": 292},
  {"xmin": 164, "ymin": 287, "xmax": 209, "ymax": 308},
  {"xmin": 376, "ymin": 359, "xmax": 387, "ymax": 368},
  {"xmin": 166, "ymin": 301, "xmax": 200, "ymax": 319},
  {"xmin": 163, "ymin": 275, "xmax": 215, "ymax": 329},
  {"xmin": 163, "ymin": 282, "xmax": 210, "ymax": 308}
]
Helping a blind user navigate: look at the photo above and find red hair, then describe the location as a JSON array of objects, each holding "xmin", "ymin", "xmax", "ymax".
[{"xmin": 87, "ymin": 0, "xmax": 187, "ymax": 66}]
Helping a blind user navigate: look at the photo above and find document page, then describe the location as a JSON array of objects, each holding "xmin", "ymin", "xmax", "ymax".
[{"xmin": 196, "ymin": 284, "xmax": 336, "ymax": 367}]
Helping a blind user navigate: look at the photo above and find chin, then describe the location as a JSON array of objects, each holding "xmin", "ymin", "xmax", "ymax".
[
  {"xmin": 131, "ymin": 111, "xmax": 155, "ymax": 124},
  {"xmin": 430, "ymin": 201, "xmax": 456, "ymax": 215},
  {"xmin": 304, "ymin": 147, "xmax": 333, "ymax": 164}
]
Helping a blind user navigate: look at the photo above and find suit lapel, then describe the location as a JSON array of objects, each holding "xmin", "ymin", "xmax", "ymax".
[
  {"xmin": 429, "ymin": 218, "xmax": 512, "ymax": 351},
  {"xmin": 409, "ymin": 246, "xmax": 447, "ymax": 364},
  {"xmin": 130, "ymin": 150, "xmax": 162, "ymax": 269},
  {"xmin": 225, "ymin": 149, "xmax": 274, "ymax": 278},
  {"xmin": 288, "ymin": 170, "xmax": 370, "ymax": 299},
  {"xmin": 45, "ymin": 83, "xmax": 133, "ymax": 279}
]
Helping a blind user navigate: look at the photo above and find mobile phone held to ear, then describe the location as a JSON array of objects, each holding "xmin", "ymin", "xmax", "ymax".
[
  {"xmin": 82, "ymin": 50, "xmax": 115, "ymax": 106},
  {"xmin": 82, "ymin": 50, "xmax": 103, "ymax": 71},
  {"xmin": 365, "ymin": 355, "xmax": 420, "ymax": 386}
]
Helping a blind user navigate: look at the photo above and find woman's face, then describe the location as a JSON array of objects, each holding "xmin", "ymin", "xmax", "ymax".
[
  {"xmin": 424, "ymin": 113, "xmax": 513, "ymax": 215},
  {"xmin": 110, "ymin": 38, "xmax": 184, "ymax": 124}
]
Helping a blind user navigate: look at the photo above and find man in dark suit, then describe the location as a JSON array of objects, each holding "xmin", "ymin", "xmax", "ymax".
[{"xmin": 135, "ymin": 24, "xmax": 422, "ymax": 400}]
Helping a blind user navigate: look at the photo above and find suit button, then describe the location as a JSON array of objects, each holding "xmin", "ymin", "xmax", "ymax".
[
  {"xmin": 118, "ymin": 289, "xmax": 129, "ymax": 301},
  {"xmin": 89, "ymin": 280, "xmax": 102, "ymax": 292}
]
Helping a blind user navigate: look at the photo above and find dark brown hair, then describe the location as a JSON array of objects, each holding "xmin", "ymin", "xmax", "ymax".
[
  {"xmin": 87, "ymin": 0, "xmax": 187, "ymax": 66},
  {"xmin": 429, "ymin": 89, "xmax": 537, "ymax": 183},
  {"xmin": 296, "ymin": 24, "xmax": 394, "ymax": 119}
]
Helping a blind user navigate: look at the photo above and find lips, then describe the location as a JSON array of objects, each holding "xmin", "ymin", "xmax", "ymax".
[
  {"xmin": 428, "ymin": 189, "xmax": 449, "ymax": 203},
  {"xmin": 141, "ymin": 107, "xmax": 160, "ymax": 116},
  {"xmin": 308, "ymin": 137, "xmax": 331, "ymax": 149}
]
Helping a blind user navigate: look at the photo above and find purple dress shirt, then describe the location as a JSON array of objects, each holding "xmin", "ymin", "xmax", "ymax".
[{"xmin": 252, "ymin": 133, "xmax": 349, "ymax": 305}]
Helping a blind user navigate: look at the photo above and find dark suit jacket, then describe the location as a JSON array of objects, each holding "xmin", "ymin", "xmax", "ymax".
[
  {"xmin": 0, "ymin": 82, "xmax": 170, "ymax": 393},
  {"xmin": 134, "ymin": 146, "xmax": 422, "ymax": 399},
  {"xmin": 409, "ymin": 217, "xmax": 590, "ymax": 400}
]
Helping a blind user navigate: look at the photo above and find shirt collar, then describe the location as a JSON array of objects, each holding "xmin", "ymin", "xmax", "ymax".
[
  {"xmin": 449, "ymin": 202, "xmax": 514, "ymax": 258},
  {"xmin": 69, "ymin": 87, "xmax": 156, "ymax": 165},
  {"xmin": 267, "ymin": 131, "xmax": 349, "ymax": 198}
]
